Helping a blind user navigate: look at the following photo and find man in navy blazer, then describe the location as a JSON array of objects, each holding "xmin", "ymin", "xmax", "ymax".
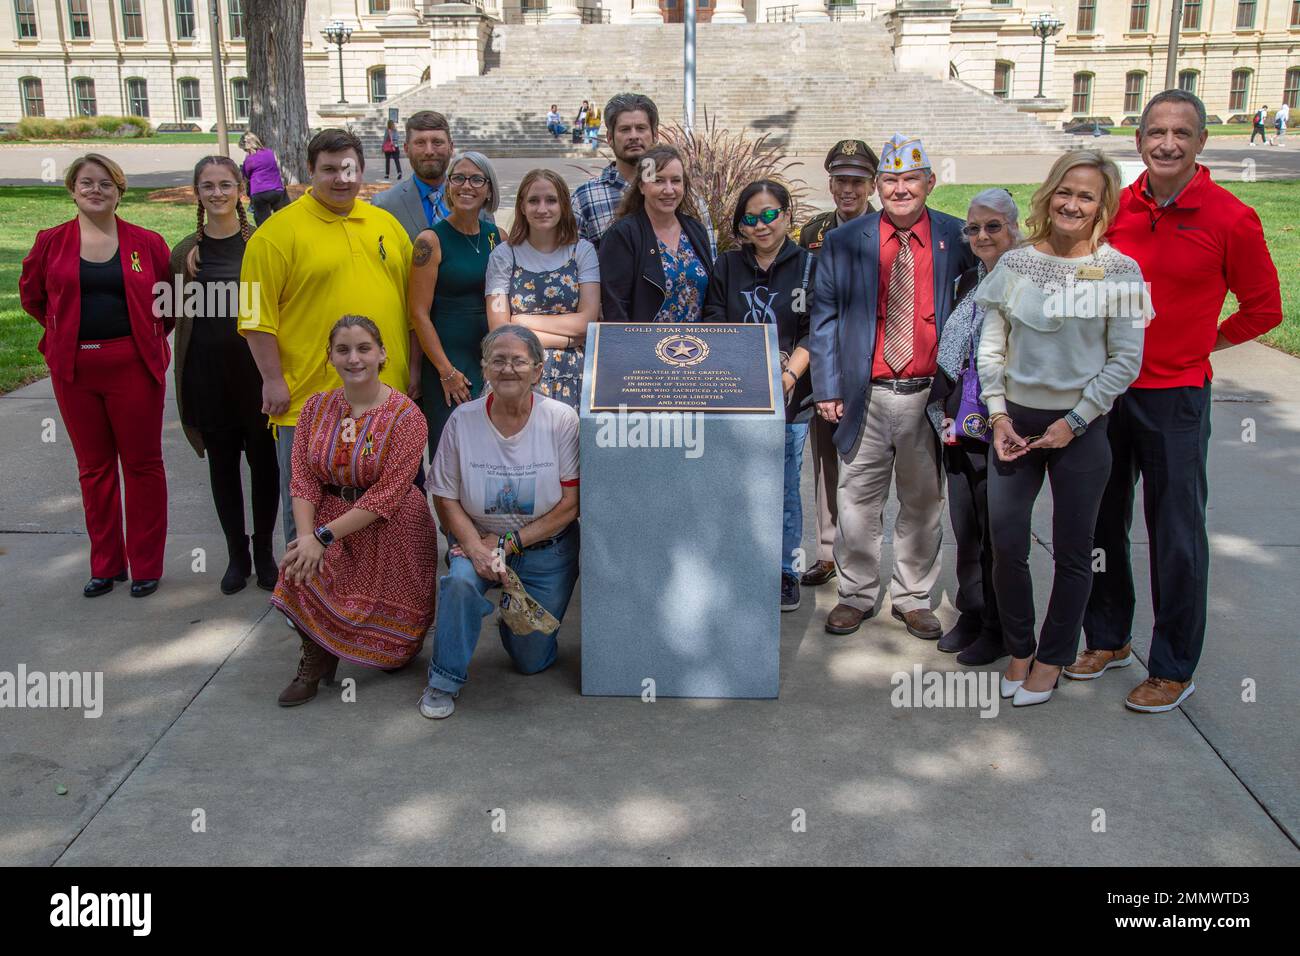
[{"xmin": 811, "ymin": 134, "xmax": 976, "ymax": 639}]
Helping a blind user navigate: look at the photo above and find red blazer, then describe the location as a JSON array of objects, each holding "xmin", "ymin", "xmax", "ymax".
[{"xmin": 19, "ymin": 216, "xmax": 174, "ymax": 384}]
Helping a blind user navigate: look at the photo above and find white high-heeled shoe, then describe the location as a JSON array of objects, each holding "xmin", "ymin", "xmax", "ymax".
[
  {"xmin": 1001, "ymin": 657, "xmax": 1035, "ymax": 698},
  {"xmin": 1012, "ymin": 683, "xmax": 1055, "ymax": 707}
]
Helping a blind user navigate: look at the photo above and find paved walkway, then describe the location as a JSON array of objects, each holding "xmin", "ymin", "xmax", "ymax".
[{"xmin": 0, "ymin": 342, "xmax": 1296, "ymax": 865}]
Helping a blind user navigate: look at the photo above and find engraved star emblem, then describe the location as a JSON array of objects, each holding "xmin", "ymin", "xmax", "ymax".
[{"xmin": 668, "ymin": 341, "xmax": 696, "ymax": 357}]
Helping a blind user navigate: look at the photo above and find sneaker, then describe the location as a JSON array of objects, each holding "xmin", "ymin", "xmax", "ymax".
[
  {"xmin": 418, "ymin": 686, "xmax": 459, "ymax": 719},
  {"xmin": 1125, "ymin": 677, "xmax": 1195, "ymax": 713},
  {"xmin": 1064, "ymin": 644, "xmax": 1133, "ymax": 680},
  {"xmin": 780, "ymin": 573, "xmax": 800, "ymax": 612}
]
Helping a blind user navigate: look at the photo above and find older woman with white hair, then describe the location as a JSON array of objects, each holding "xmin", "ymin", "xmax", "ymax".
[
  {"xmin": 419, "ymin": 324, "xmax": 581, "ymax": 721},
  {"xmin": 926, "ymin": 188, "xmax": 1019, "ymax": 666},
  {"xmin": 408, "ymin": 150, "xmax": 503, "ymax": 456}
]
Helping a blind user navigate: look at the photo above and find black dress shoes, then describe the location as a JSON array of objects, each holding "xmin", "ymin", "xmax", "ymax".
[
  {"xmin": 130, "ymin": 579, "xmax": 159, "ymax": 598},
  {"xmin": 957, "ymin": 630, "xmax": 1008, "ymax": 667},
  {"xmin": 84, "ymin": 571, "xmax": 128, "ymax": 598}
]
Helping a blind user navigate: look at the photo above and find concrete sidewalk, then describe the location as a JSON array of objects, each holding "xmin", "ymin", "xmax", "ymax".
[{"xmin": 0, "ymin": 345, "xmax": 1296, "ymax": 866}]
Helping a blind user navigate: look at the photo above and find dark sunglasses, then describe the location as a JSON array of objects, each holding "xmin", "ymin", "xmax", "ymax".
[
  {"xmin": 962, "ymin": 221, "xmax": 1005, "ymax": 237},
  {"xmin": 740, "ymin": 207, "xmax": 784, "ymax": 227}
]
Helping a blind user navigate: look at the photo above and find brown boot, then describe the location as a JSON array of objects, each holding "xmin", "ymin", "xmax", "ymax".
[
  {"xmin": 278, "ymin": 636, "xmax": 340, "ymax": 707},
  {"xmin": 825, "ymin": 602, "xmax": 871, "ymax": 635}
]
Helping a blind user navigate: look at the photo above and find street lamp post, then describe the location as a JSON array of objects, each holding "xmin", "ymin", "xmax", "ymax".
[
  {"xmin": 322, "ymin": 19, "xmax": 353, "ymax": 105},
  {"xmin": 1029, "ymin": 12, "xmax": 1065, "ymax": 99}
]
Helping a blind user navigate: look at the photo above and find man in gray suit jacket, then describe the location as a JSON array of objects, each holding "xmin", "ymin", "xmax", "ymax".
[
  {"xmin": 371, "ymin": 110, "xmax": 455, "ymax": 240},
  {"xmin": 811, "ymin": 134, "xmax": 976, "ymax": 640}
]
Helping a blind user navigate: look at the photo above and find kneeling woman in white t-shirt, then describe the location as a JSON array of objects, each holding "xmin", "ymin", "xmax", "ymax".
[{"xmin": 420, "ymin": 324, "xmax": 580, "ymax": 720}]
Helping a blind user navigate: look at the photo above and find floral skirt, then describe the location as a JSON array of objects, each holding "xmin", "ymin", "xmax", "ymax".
[{"xmin": 539, "ymin": 346, "xmax": 584, "ymax": 410}]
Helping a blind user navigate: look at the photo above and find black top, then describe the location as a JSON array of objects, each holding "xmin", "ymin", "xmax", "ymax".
[
  {"xmin": 78, "ymin": 253, "xmax": 132, "ymax": 341},
  {"xmin": 702, "ymin": 238, "xmax": 816, "ymax": 424},
  {"xmin": 598, "ymin": 210, "xmax": 715, "ymax": 324},
  {"xmin": 181, "ymin": 232, "xmax": 265, "ymax": 432}
]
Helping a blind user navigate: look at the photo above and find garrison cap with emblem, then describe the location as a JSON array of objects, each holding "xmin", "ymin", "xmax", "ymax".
[
  {"xmin": 824, "ymin": 139, "xmax": 879, "ymax": 177},
  {"xmin": 880, "ymin": 133, "xmax": 931, "ymax": 174}
]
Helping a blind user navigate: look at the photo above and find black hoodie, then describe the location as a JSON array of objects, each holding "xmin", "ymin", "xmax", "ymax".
[{"xmin": 702, "ymin": 237, "xmax": 815, "ymax": 424}]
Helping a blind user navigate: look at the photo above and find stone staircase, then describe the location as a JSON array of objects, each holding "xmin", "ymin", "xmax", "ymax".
[{"xmin": 354, "ymin": 22, "xmax": 1076, "ymax": 158}]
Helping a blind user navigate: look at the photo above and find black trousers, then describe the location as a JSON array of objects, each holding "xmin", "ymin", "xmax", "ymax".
[
  {"xmin": 201, "ymin": 422, "xmax": 280, "ymax": 542},
  {"xmin": 1084, "ymin": 383, "xmax": 1211, "ymax": 682},
  {"xmin": 945, "ymin": 440, "xmax": 1000, "ymax": 640},
  {"xmin": 1250, "ymin": 123, "xmax": 1267, "ymax": 144},
  {"xmin": 384, "ymin": 152, "xmax": 402, "ymax": 177},
  {"xmin": 988, "ymin": 404, "xmax": 1111, "ymax": 666},
  {"xmin": 250, "ymin": 189, "xmax": 289, "ymax": 226}
]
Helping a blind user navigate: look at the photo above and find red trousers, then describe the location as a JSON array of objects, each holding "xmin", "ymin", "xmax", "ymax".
[{"xmin": 51, "ymin": 338, "xmax": 167, "ymax": 579}]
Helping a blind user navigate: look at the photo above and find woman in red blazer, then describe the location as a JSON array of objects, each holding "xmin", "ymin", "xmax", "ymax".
[{"xmin": 19, "ymin": 153, "xmax": 173, "ymax": 597}]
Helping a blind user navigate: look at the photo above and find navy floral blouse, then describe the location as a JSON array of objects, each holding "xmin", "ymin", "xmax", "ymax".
[{"xmin": 654, "ymin": 233, "xmax": 709, "ymax": 323}]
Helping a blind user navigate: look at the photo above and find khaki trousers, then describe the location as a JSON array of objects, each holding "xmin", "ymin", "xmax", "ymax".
[{"xmin": 834, "ymin": 388, "xmax": 944, "ymax": 613}]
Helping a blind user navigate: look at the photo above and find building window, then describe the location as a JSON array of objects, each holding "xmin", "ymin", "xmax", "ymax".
[
  {"xmin": 1235, "ymin": 0, "xmax": 1256, "ymax": 29},
  {"xmin": 125, "ymin": 77, "xmax": 149, "ymax": 116},
  {"xmin": 369, "ymin": 68, "xmax": 387, "ymax": 103},
  {"xmin": 19, "ymin": 77, "xmax": 44, "ymax": 116},
  {"xmin": 1292, "ymin": 0, "xmax": 1300, "ymax": 27},
  {"xmin": 67, "ymin": 0, "xmax": 90, "ymax": 38},
  {"xmin": 15, "ymin": 0, "xmax": 38, "ymax": 37},
  {"xmin": 175, "ymin": 0, "xmax": 197, "ymax": 38},
  {"xmin": 1229, "ymin": 69, "xmax": 1251, "ymax": 111},
  {"xmin": 993, "ymin": 61, "xmax": 1012, "ymax": 99},
  {"xmin": 1123, "ymin": 72, "xmax": 1146, "ymax": 113},
  {"xmin": 178, "ymin": 77, "xmax": 202, "ymax": 119},
  {"xmin": 1129, "ymin": 0, "xmax": 1148, "ymax": 31},
  {"xmin": 72, "ymin": 77, "xmax": 97, "ymax": 115},
  {"xmin": 1076, "ymin": 0, "xmax": 1095, "ymax": 33},
  {"xmin": 119, "ymin": 0, "xmax": 143, "ymax": 38},
  {"xmin": 1285, "ymin": 69, "xmax": 1300, "ymax": 108},
  {"xmin": 369, "ymin": 0, "xmax": 390, "ymax": 11},
  {"xmin": 1182, "ymin": 0, "xmax": 1202, "ymax": 29},
  {"xmin": 228, "ymin": 0, "xmax": 243, "ymax": 39},
  {"xmin": 1178, "ymin": 70, "xmax": 1198, "ymax": 95},
  {"xmin": 231, "ymin": 77, "xmax": 249, "ymax": 119},
  {"xmin": 1072, "ymin": 73, "xmax": 1093, "ymax": 115}
]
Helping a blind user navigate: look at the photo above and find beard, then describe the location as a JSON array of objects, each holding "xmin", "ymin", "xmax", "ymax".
[{"xmin": 412, "ymin": 154, "xmax": 448, "ymax": 181}]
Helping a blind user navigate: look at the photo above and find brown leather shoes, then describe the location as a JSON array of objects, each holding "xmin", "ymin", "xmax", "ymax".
[
  {"xmin": 278, "ymin": 636, "xmax": 340, "ymax": 707},
  {"xmin": 1125, "ymin": 677, "xmax": 1196, "ymax": 713},
  {"xmin": 1064, "ymin": 644, "xmax": 1133, "ymax": 680},
  {"xmin": 825, "ymin": 602, "xmax": 871, "ymax": 635},
  {"xmin": 801, "ymin": 560, "xmax": 837, "ymax": 587},
  {"xmin": 891, "ymin": 606, "xmax": 942, "ymax": 640}
]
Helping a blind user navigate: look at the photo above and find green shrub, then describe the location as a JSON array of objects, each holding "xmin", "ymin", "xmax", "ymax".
[{"xmin": 14, "ymin": 115, "xmax": 152, "ymax": 140}]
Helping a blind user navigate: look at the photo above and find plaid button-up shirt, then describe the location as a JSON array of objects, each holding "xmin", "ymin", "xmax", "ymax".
[{"xmin": 572, "ymin": 162, "xmax": 629, "ymax": 246}]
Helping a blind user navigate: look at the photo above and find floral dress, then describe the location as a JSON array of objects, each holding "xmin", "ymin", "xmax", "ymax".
[
  {"xmin": 508, "ymin": 247, "xmax": 584, "ymax": 409},
  {"xmin": 654, "ymin": 232, "xmax": 709, "ymax": 323}
]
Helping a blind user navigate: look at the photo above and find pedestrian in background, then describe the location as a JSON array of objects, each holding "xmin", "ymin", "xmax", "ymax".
[{"xmin": 238, "ymin": 133, "xmax": 290, "ymax": 226}]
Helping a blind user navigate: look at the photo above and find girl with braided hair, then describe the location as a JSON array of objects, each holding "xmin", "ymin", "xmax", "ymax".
[{"xmin": 169, "ymin": 156, "xmax": 280, "ymax": 594}]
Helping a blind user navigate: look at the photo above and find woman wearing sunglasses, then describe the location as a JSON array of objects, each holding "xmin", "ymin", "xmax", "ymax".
[
  {"xmin": 925, "ymin": 189, "xmax": 1019, "ymax": 667},
  {"xmin": 702, "ymin": 180, "xmax": 815, "ymax": 613}
]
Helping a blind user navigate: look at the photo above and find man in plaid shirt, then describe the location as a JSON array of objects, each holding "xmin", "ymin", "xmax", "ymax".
[{"xmin": 572, "ymin": 93, "xmax": 659, "ymax": 247}]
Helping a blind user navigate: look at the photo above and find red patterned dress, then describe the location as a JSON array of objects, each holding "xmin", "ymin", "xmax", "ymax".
[{"xmin": 272, "ymin": 387, "xmax": 437, "ymax": 668}]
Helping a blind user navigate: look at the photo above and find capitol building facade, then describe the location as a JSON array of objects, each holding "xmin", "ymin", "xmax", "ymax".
[{"xmin": 2, "ymin": 1, "xmax": 1297, "ymax": 131}]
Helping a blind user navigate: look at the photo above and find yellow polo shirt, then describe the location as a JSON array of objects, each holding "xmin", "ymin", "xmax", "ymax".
[{"xmin": 239, "ymin": 190, "xmax": 413, "ymax": 427}]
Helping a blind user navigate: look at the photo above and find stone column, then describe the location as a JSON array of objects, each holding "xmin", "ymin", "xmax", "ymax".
[
  {"xmin": 385, "ymin": 0, "xmax": 419, "ymax": 25},
  {"xmin": 794, "ymin": 0, "xmax": 828, "ymax": 21},
  {"xmin": 711, "ymin": 0, "xmax": 747, "ymax": 22},
  {"xmin": 547, "ymin": 0, "xmax": 583, "ymax": 22},
  {"xmin": 629, "ymin": 0, "xmax": 664, "ymax": 24}
]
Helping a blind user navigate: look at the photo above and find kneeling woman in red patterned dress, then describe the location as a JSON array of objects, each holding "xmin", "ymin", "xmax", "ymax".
[{"xmin": 273, "ymin": 315, "xmax": 438, "ymax": 706}]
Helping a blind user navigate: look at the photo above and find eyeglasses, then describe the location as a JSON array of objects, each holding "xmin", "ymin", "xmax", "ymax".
[
  {"xmin": 962, "ymin": 221, "xmax": 1005, "ymax": 237},
  {"xmin": 76, "ymin": 179, "xmax": 116, "ymax": 194},
  {"xmin": 740, "ymin": 208, "xmax": 784, "ymax": 228},
  {"xmin": 487, "ymin": 358, "xmax": 540, "ymax": 372},
  {"xmin": 449, "ymin": 174, "xmax": 488, "ymax": 188},
  {"xmin": 198, "ymin": 181, "xmax": 239, "ymax": 194}
]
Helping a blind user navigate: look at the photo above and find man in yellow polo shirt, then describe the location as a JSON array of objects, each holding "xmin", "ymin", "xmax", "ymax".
[{"xmin": 240, "ymin": 127, "xmax": 416, "ymax": 545}]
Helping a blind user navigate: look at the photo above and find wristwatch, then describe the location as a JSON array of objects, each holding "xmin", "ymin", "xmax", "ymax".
[
  {"xmin": 314, "ymin": 525, "xmax": 335, "ymax": 548},
  {"xmin": 1065, "ymin": 411, "xmax": 1088, "ymax": 437}
]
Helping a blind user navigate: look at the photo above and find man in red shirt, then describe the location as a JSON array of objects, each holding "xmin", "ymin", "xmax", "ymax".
[{"xmin": 1069, "ymin": 90, "xmax": 1283, "ymax": 712}]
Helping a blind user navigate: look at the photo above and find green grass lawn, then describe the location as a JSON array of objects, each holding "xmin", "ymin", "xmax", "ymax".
[
  {"xmin": 1098, "ymin": 124, "xmax": 1254, "ymax": 138},
  {"xmin": 5, "ymin": 132, "xmax": 223, "ymax": 146},
  {"xmin": 1, "ymin": 181, "xmax": 1296, "ymax": 393}
]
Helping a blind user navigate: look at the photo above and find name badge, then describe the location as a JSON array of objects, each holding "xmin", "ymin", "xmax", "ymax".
[{"xmin": 1076, "ymin": 265, "xmax": 1105, "ymax": 281}]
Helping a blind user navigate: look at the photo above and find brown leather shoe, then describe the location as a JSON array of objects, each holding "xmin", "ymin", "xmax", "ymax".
[
  {"xmin": 278, "ymin": 636, "xmax": 340, "ymax": 707},
  {"xmin": 891, "ymin": 606, "xmax": 942, "ymax": 640},
  {"xmin": 801, "ymin": 560, "xmax": 837, "ymax": 587},
  {"xmin": 1125, "ymin": 676, "xmax": 1195, "ymax": 713},
  {"xmin": 825, "ymin": 602, "xmax": 870, "ymax": 635},
  {"xmin": 1064, "ymin": 644, "xmax": 1133, "ymax": 680}
]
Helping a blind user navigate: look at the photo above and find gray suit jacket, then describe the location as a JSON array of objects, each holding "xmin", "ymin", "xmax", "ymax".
[{"xmin": 370, "ymin": 176, "xmax": 428, "ymax": 241}]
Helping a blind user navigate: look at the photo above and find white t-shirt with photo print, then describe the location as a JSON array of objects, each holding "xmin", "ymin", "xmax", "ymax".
[{"xmin": 430, "ymin": 392, "xmax": 580, "ymax": 536}]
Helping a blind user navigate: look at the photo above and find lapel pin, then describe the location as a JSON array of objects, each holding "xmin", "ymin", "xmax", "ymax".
[
  {"xmin": 130, "ymin": 251, "xmax": 142, "ymax": 272},
  {"xmin": 378, "ymin": 236, "xmax": 387, "ymax": 261}
]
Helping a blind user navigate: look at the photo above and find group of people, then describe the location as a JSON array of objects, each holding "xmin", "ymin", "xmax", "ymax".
[
  {"xmin": 547, "ymin": 101, "xmax": 602, "ymax": 146},
  {"xmin": 18, "ymin": 87, "xmax": 1281, "ymax": 721},
  {"xmin": 1249, "ymin": 102, "xmax": 1289, "ymax": 146}
]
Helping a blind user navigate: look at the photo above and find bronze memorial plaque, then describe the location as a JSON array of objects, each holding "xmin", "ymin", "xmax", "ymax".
[{"xmin": 588, "ymin": 323, "xmax": 776, "ymax": 413}]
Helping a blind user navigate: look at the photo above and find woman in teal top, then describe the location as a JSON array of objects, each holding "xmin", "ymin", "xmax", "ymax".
[{"xmin": 408, "ymin": 151, "xmax": 502, "ymax": 456}]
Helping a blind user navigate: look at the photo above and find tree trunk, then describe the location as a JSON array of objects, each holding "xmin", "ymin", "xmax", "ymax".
[{"xmin": 245, "ymin": 0, "xmax": 311, "ymax": 184}]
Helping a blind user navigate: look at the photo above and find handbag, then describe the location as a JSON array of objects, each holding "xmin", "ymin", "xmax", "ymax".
[{"xmin": 953, "ymin": 317, "xmax": 989, "ymax": 442}]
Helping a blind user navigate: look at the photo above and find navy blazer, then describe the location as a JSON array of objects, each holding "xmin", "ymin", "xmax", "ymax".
[{"xmin": 810, "ymin": 207, "xmax": 976, "ymax": 457}]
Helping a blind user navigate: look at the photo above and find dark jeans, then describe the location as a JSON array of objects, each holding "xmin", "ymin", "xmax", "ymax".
[
  {"xmin": 1250, "ymin": 123, "xmax": 1267, "ymax": 144},
  {"xmin": 988, "ymin": 404, "xmax": 1111, "ymax": 666},
  {"xmin": 945, "ymin": 440, "xmax": 1000, "ymax": 641},
  {"xmin": 384, "ymin": 152, "xmax": 402, "ymax": 177},
  {"xmin": 1084, "ymin": 382, "xmax": 1211, "ymax": 682},
  {"xmin": 202, "ymin": 423, "xmax": 280, "ymax": 542},
  {"xmin": 250, "ymin": 188, "xmax": 289, "ymax": 226}
]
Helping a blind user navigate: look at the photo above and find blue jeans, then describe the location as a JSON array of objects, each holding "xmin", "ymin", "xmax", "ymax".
[
  {"xmin": 782, "ymin": 423, "xmax": 809, "ymax": 576},
  {"xmin": 274, "ymin": 425, "xmax": 296, "ymax": 546},
  {"xmin": 547, "ymin": 121, "xmax": 566, "ymax": 137},
  {"xmin": 426, "ymin": 523, "xmax": 580, "ymax": 692}
]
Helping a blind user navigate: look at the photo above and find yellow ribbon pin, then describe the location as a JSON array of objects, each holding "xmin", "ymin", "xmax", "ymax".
[{"xmin": 130, "ymin": 251, "xmax": 142, "ymax": 273}]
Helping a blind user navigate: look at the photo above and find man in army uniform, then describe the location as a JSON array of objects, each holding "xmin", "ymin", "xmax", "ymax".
[{"xmin": 795, "ymin": 139, "xmax": 878, "ymax": 588}]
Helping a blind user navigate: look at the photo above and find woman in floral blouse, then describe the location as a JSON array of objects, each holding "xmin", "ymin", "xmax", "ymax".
[{"xmin": 485, "ymin": 169, "xmax": 599, "ymax": 409}]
